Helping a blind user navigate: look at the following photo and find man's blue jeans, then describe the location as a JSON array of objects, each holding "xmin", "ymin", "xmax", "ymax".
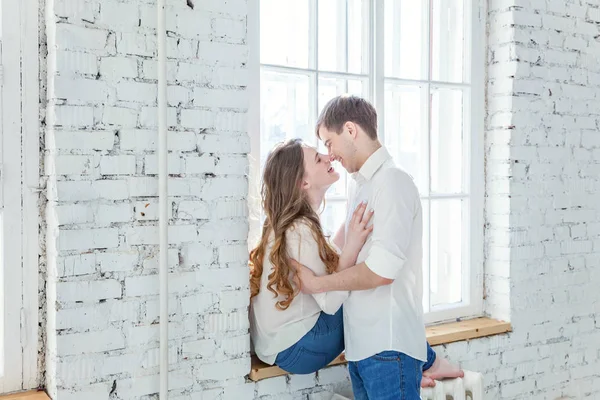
[
  {"xmin": 275, "ymin": 307, "xmax": 436, "ymax": 392},
  {"xmin": 348, "ymin": 351, "xmax": 424, "ymax": 399}
]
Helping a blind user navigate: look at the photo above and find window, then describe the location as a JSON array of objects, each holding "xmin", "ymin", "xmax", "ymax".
[{"xmin": 251, "ymin": 0, "xmax": 485, "ymax": 323}]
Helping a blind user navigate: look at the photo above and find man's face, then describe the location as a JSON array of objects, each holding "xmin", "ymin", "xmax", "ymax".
[{"xmin": 318, "ymin": 124, "xmax": 359, "ymax": 173}]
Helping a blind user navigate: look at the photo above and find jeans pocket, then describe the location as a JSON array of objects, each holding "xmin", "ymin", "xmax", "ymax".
[
  {"xmin": 278, "ymin": 346, "xmax": 329, "ymax": 374},
  {"xmin": 372, "ymin": 350, "xmax": 401, "ymax": 362}
]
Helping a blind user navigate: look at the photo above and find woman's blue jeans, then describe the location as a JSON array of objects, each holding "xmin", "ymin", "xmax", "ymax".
[{"xmin": 274, "ymin": 306, "xmax": 436, "ymax": 375}]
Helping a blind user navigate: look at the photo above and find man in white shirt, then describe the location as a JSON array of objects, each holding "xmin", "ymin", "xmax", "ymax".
[{"xmin": 294, "ymin": 95, "xmax": 450, "ymax": 399}]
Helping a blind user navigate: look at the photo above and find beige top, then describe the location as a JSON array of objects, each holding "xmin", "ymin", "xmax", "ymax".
[{"xmin": 249, "ymin": 220, "xmax": 349, "ymax": 365}]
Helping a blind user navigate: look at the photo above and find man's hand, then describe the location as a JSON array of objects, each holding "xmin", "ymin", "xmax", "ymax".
[{"xmin": 289, "ymin": 259, "xmax": 320, "ymax": 294}]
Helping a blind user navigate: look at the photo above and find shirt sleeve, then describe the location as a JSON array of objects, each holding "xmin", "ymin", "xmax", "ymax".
[
  {"xmin": 364, "ymin": 170, "xmax": 420, "ymax": 280},
  {"xmin": 287, "ymin": 222, "xmax": 349, "ymax": 315}
]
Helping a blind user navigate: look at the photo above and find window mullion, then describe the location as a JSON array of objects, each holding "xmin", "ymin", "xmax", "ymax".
[{"xmin": 373, "ymin": 0, "xmax": 384, "ymax": 141}]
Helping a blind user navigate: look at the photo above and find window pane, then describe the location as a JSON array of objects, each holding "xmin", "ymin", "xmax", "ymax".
[
  {"xmin": 431, "ymin": 0, "xmax": 465, "ymax": 83},
  {"xmin": 421, "ymin": 199, "xmax": 430, "ymax": 313},
  {"xmin": 384, "ymin": 0, "xmax": 428, "ymax": 80},
  {"xmin": 430, "ymin": 199, "xmax": 464, "ymax": 307},
  {"xmin": 260, "ymin": 70, "xmax": 311, "ymax": 165},
  {"xmin": 430, "ymin": 88, "xmax": 464, "ymax": 194},
  {"xmin": 320, "ymin": 200, "xmax": 347, "ymax": 236},
  {"xmin": 319, "ymin": 0, "xmax": 368, "ymax": 74},
  {"xmin": 260, "ymin": 0, "xmax": 310, "ymax": 68},
  {"xmin": 384, "ymin": 84, "xmax": 427, "ymax": 195}
]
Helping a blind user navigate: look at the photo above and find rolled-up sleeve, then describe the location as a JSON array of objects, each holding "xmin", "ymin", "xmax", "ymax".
[{"xmin": 364, "ymin": 171, "xmax": 419, "ymax": 280}]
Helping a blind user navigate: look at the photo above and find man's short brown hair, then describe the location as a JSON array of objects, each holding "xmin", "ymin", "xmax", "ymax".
[{"xmin": 316, "ymin": 94, "xmax": 378, "ymax": 140}]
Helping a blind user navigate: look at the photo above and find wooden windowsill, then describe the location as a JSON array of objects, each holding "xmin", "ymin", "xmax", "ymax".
[
  {"xmin": 0, "ymin": 391, "xmax": 50, "ymax": 400},
  {"xmin": 249, "ymin": 317, "xmax": 511, "ymax": 381}
]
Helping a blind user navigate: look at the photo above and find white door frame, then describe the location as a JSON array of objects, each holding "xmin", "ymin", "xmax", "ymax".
[{"xmin": 0, "ymin": 0, "xmax": 40, "ymax": 393}]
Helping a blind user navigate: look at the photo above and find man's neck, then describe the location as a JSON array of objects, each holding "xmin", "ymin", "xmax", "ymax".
[{"xmin": 355, "ymin": 141, "xmax": 382, "ymax": 171}]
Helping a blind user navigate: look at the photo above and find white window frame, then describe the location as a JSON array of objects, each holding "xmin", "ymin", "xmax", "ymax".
[
  {"xmin": 248, "ymin": 0, "xmax": 485, "ymax": 325},
  {"xmin": 0, "ymin": 0, "xmax": 40, "ymax": 393}
]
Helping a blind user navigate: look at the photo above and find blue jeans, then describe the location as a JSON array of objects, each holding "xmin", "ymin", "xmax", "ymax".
[
  {"xmin": 349, "ymin": 351, "xmax": 424, "ymax": 399},
  {"xmin": 275, "ymin": 307, "xmax": 345, "ymax": 374},
  {"xmin": 275, "ymin": 307, "xmax": 437, "ymax": 378}
]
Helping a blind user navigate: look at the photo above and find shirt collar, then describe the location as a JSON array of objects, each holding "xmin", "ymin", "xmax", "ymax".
[{"xmin": 351, "ymin": 146, "xmax": 391, "ymax": 183}]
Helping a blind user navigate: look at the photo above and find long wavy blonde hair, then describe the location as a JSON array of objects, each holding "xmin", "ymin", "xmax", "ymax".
[{"xmin": 249, "ymin": 139, "xmax": 339, "ymax": 310}]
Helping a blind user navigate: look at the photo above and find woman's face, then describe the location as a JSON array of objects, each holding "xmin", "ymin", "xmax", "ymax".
[{"xmin": 301, "ymin": 146, "xmax": 340, "ymax": 192}]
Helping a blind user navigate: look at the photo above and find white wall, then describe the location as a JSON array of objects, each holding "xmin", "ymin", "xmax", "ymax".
[{"xmin": 39, "ymin": 0, "xmax": 600, "ymax": 399}]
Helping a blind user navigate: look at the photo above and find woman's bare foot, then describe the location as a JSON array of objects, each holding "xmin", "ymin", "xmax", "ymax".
[
  {"xmin": 422, "ymin": 357, "xmax": 464, "ymax": 382},
  {"xmin": 420, "ymin": 376, "xmax": 436, "ymax": 388}
]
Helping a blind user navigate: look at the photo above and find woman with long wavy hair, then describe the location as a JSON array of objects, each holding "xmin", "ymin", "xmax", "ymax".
[
  {"xmin": 249, "ymin": 139, "xmax": 463, "ymax": 386},
  {"xmin": 249, "ymin": 138, "xmax": 372, "ymax": 374}
]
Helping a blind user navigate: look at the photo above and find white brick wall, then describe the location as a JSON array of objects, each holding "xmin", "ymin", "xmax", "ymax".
[{"xmin": 39, "ymin": 0, "xmax": 600, "ymax": 399}]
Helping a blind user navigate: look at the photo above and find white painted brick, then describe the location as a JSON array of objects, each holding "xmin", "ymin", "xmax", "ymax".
[
  {"xmin": 58, "ymin": 228, "xmax": 119, "ymax": 251},
  {"xmin": 221, "ymin": 335, "xmax": 250, "ymax": 357},
  {"xmin": 181, "ymin": 109, "xmax": 214, "ymax": 129},
  {"xmin": 120, "ymin": 129, "xmax": 196, "ymax": 151},
  {"xmin": 198, "ymin": 134, "xmax": 251, "ymax": 154},
  {"xmin": 52, "ymin": 105, "xmax": 95, "ymax": 127},
  {"xmin": 196, "ymin": 358, "xmax": 250, "ymax": 381},
  {"xmin": 141, "ymin": 248, "xmax": 179, "ymax": 270},
  {"xmin": 180, "ymin": 292, "xmax": 218, "ymax": 315},
  {"xmin": 219, "ymin": 244, "xmax": 248, "ymax": 264},
  {"xmin": 199, "ymin": 177, "xmax": 248, "ymax": 200},
  {"xmin": 55, "ymin": 50, "xmax": 98, "ymax": 75},
  {"xmin": 56, "ymin": 24, "xmax": 109, "ymax": 51},
  {"xmin": 197, "ymin": 41, "xmax": 248, "ymax": 66},
  {"xmin": 57, "ymin": 280, "xmax": 122, "ymax": 302},
  {"xmin": 213, "ymin": 18, "xmax": 246, "ymax": 42},
  {"xmin": 193, "ymin": 88, "xmax": 248, "ymax": 109},
  {"xmin": 97, "ymin": 250, "xmax": 138, "ymax": 272},
  {"xmin": 213, "ymin": 66, "xmax": 249, "ymax": 87},
  {"xmin": 139, "ymin": 4, "xmax": 177, "ymax": 30},
  {"xmin": 181, "ymin": 243, "xmax": 214, "ymax": 265},
  {"xmin": 185, "ymin": 155, "xmax": 216, "ymax": 174},
  {"xmin": 215, "ymin": 111, "xmax": 248, "ymax": 132},
  {"xmin": 205, "ymin": 311, "xmax": 249, "ymax": 333},
  {"xmin": 214, "ymin": 200, "xmax": 248, "ymax": 219},
  {"xmin": 54, "ymin": 0, "xmax": 98, "ymax": 21},
  {"xmin": 177, "ymin": 63, "xmax": 211, "ymax": 84},
  {"xmin": 126, "ymin": 225, "xmax": 197, "ymax": 246},
  {"xmin": 47, "ymin": 155, "xmax": 94, "ymax": 176},
  {"xmin": 220, "ymin": 290, "xmax": 250, "ymax": 311},
  {"xmin": 100, "ymin": 56, "xmax": 138, "ymax": 79},
  {"xmin": 144, "ymin": 295, "xmax": 178, "ymax": 321},
  {"xmin": 47, "ymin": 130, "xmax": 114, "ymax": 151},
  {"xmin": 58, "ymin": 254, "xmax": 96, "ymax": 277},
  {"xmin": 57, "ymin": 329, "xmax": 125, "ymax": 356},
  {"xmin": 178, "ymin": 201, "xmax": 210, "ymax": 220},
  {"xmin": 117, "ymin": 81, "xmax": 157, "ymax": 103},
  {"xmin": 141, "ymin": 59, "xmax": 178, "ymax": 81},
  {"xmin": 257, "ymin": 376, "xmax": 287, "ymax": 397},
  {"xmin": 134, "ymin": 201, "xmax": 173, "ymax": 221},
  {"xmin": 54, "ymin": 204, "xmax": 93, "ymax": 225},
  {"xmin": 182, "ymin": 339, "xmax": 216, "ymax": 359},
  {"xmin": 100, "ymin": 155, "xmax": 136, "ymax": 175},
  {"xmin": 98, "ymin": 1, "xmax": 139, "ymax": 30},
  {"xmin": 143, "ymin": 154, "xmax": 183, "ymax": 175},
  {"xmin": 117, "ymin": 32, "xmax": 156, "ymax": 57},
  {"xmin": 215, "ymin": 155, "xmax": 248, "ymax": 175},
  {"xmin": 317, "ymin": 365, "xmax": 349, "ymax": 385},
  {"xmin": 175, "ymin": 12, "xmax": 211, "ymax": 39},
  {"xmin": 139, "ymin": 106, "xmax": 178, "ymax": 127},
  {"xmin": 289, "ymin": 373, "xmax": 317, "ymax": 391},
  {"xmin": 223, "ymin": 383, "xmax": 255, "ymax": 400},
  {"xmin": 102, "ymin": 106, "xmax": 138, "ymax": 127},
  {"xmin": 167, "ymin": 85, "xmax": 192, "ymax": 106},
  {"xmin": 56, "ymin": 300, "xmax": 140, "ymax": 330}
]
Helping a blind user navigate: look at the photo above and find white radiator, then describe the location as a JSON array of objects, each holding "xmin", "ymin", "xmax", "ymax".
[{"xmin": 420, "ymin": 371, "xmax": 484, "ymax": 400}]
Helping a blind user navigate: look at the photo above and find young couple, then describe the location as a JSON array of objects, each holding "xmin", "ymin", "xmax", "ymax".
[{"xmin": 249, "ymin": 95, "xmax": 463, "ymax": 399}]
